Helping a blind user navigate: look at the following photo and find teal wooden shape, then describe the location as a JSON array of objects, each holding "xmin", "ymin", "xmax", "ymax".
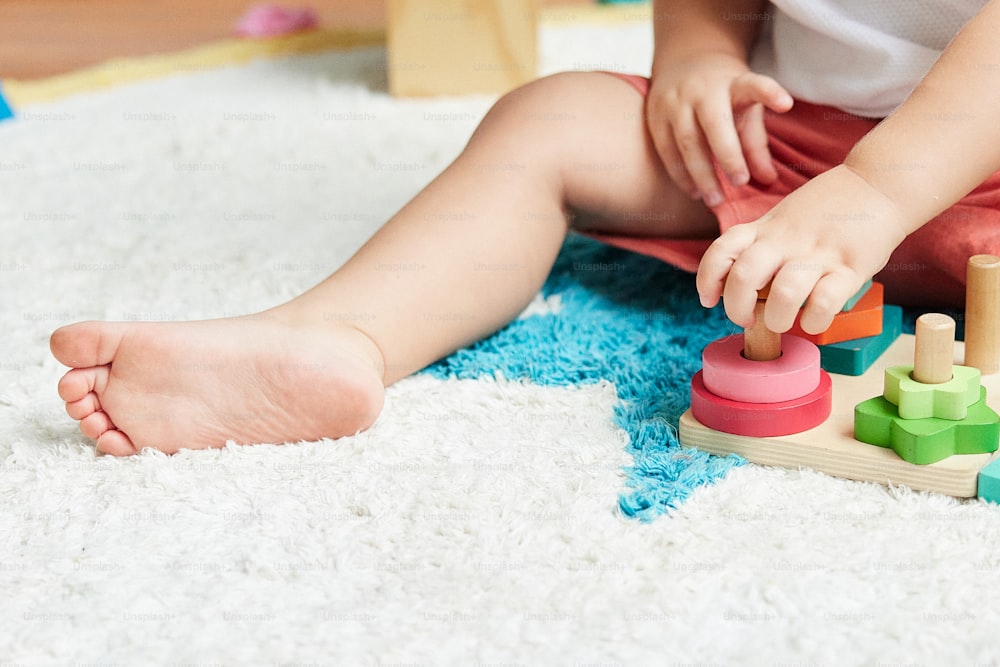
[
  {"xmin": 978, "ymin": 456, "xmax": 1000, "ymax": 503},
  {"xmin": 854, "ymin": 387, "xmax": 1000, "ymax": 465},
  {"xmin": 820, "ymin": 304, "xmax": 902, "ymax": 376},
  {"xmin": 883, "ymin": 364, "xmax": 981, "ymax": 420},
  {"xmin": 841, "ymin": 279, "xmax": 873, "ymax": 312}
]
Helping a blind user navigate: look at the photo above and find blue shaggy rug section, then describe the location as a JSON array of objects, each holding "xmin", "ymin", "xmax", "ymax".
[{"xmin": 422, "ymin": 234, "xmax": 744, "ymax": 522}]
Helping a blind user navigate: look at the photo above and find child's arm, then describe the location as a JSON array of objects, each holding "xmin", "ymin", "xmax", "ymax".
[
  {"xmin": 647, "ymin": 0, "xmax": 793, "ymax": 207},
  {"xmin": 697, "ymin": 0, "xmax": 1000, "ymax": 335}
]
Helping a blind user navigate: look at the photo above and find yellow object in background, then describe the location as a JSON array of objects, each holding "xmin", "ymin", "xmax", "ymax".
[{"xmin": 387, "ymin": 0, "xmax": 539, "ymax": 97}]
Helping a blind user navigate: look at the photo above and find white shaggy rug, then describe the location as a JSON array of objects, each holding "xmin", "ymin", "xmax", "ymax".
[{"xmin": 3, "ymin": 19, "xmax": 1000, "ymax": 666}]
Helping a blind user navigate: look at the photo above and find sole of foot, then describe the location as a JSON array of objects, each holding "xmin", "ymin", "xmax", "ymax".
[{"xmin": 50, "ymin": 316, "xmax": 386, "ymax": 456}]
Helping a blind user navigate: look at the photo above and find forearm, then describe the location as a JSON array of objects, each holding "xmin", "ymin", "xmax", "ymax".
[
  {"xmin": 844, "ymin": 0, "xmax": 1000, "ymax": 235},
  {"xmin": 652, "ymin": 0, "xmax": 770, "ymax": 73}
]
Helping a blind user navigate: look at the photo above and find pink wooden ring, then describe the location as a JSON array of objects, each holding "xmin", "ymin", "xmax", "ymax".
[
  {"xmin": 702, "ymin": 334, "xmax": 821, "ymax": 403},
  {"xmin": 690, "ymin": 369, "xmax": 833, "ymax": 437}
]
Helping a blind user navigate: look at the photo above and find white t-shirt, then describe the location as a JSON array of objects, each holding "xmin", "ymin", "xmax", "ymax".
[{"xmin": 750, "ymin": 0, "xmax": 987, "ymax": 117}]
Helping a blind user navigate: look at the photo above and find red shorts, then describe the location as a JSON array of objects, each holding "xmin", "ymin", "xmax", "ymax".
[{"xmin": 586, "ymin": 73, "xmax": 1000, "ymax": 307}]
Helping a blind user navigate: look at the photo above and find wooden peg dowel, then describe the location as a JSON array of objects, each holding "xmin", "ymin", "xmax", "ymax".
[
  {"xmin": 965, "ymin": 254, "xmax": 1000, "ymax": 374},
  {"xmin": 744, "ymin": 294, "xmax": 781, "ymax": 362},
  {"xmin": 913, "ymin": 313, "xmax": 956, "ymax": 384}
]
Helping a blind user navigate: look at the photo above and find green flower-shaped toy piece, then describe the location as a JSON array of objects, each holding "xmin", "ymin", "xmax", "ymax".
[
  {"xmin": 855, "ymin": 387, "xmax": 1000, "ymax": 465},
  {"xmin": 883, "ymin": 364, "xmax": 981, "ymax": 420}
]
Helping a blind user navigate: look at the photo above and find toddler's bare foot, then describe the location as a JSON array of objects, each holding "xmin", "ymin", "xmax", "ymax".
[{"xmin": 50, "ymin": 316, "xmax": 385, "ymax": 455}]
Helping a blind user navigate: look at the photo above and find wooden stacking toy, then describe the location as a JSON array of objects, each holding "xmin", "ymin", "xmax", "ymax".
[{"xmin": 680, "ymin": 256, "xmax": 1000, "ymax": 499}]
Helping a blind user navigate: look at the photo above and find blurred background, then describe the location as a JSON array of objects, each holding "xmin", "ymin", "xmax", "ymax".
[{"xmin": 0, "ymin": 0, "xmax": 600, "ymax": 80}]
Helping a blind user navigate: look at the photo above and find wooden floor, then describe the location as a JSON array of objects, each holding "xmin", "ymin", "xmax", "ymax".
[{"xmin": 0, "ymin": 0, "xmax": 591, "ymax": 80}]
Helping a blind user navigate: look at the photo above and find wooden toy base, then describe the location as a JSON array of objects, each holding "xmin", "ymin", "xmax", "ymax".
[{"xmin": 679, "ymin": 334, "xmax": 1000, "ymax": 498}]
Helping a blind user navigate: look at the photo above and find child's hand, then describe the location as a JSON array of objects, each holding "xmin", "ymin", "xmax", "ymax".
[
  {"xmin": 696, "ymin": 164, "xmax": 910, "ymax": 334},
  {"xmin": 646, "ymin": 52, "xmax": 793, "ymax": 207}
]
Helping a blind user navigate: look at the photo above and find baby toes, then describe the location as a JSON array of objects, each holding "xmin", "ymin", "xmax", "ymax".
[
  {"xmin": 79, "ymin": 411, "xmax": 114, "ymax": 440},
  {"xmin": 65, "ymin": 392, "xmax": 101, "ymax": 420},
  {"xmin": 58, "ymin": 366, "xmax": 110, "ymax": 403},
  {"xmin": 97, "ymin": 430, "xmax": 138, "ymax": 457}
]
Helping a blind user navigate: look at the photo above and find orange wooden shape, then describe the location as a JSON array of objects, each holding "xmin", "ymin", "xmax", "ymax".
[{"xmin": 788, "ymin": 282, "xmax": 884, "ymax": 345}]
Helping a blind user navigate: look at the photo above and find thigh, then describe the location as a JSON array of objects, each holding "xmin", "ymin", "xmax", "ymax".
[{"xmin": 500, "ymin": 71, "xmax": 718, "ymax": 239}]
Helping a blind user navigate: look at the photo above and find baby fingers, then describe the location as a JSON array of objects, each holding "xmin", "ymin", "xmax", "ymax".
[
  {"xmin": 797, "ymin": 273, "xmax": 869, "ymax": 335},
  {"xmin": 668, "ymin": 106, "xmax": 725, "ymax": 206},
  {"xmin": 694, "ymin": 91, "xmax": 752, "ymax": 192},
  {"xmin": 730, "ymin": 72, "xmax": 794, "ymax": 114},
  {"xmin": 696, "ymin": 223, "xmax": 759, "ymax": 313}
]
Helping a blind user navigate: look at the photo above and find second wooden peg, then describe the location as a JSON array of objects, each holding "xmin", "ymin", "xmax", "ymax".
[{"xmin": 913, "ymin": 313, "xmax": 956, "ymax": 384}]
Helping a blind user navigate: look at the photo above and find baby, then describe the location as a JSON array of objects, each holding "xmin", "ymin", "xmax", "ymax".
[{"xmin": 51, "ymin": 0, "xmax": 1000, "ymax": 455}]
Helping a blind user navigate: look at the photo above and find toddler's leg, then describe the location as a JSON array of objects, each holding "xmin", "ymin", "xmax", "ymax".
[
  {"xmin": 50, "ymin": 72, "xmax": 713, "ymax": 455},
  {"xmin": 278, "ymin": 72, "xmax": 716, "ymax": 383}
]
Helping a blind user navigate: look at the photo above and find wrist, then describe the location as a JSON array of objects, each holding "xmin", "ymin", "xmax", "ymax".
[
  {"xmin": 655, "ymin": 47, "xmax": 746, "ymax": 65},
  {"xmin": 650, "ymin": 49, "xmax": 749, "ymax": 86},
  {"xmin": 652, "ymin": 3, "xmax": 764, "ymax": 74},
  {"xmin": 839, "ymin": 157, "xmax": 926, "ymax": 237},
  {"xmin": 826, "ymin": 163, "xmax": 911, "ymax": 262}
]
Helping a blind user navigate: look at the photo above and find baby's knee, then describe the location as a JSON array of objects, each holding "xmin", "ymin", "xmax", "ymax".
[
  {"xmin": 490, "ymin": 71, "xmax": 600, "ymax": 117},
  {"xmin": 471, "ymin": 72, "xmax": 610, "ymax": 155}
]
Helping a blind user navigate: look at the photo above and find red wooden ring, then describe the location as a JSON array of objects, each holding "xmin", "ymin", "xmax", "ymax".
[{"xmin": 691, "ymin": 369, "xmax": 833, "ymax": 437}]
